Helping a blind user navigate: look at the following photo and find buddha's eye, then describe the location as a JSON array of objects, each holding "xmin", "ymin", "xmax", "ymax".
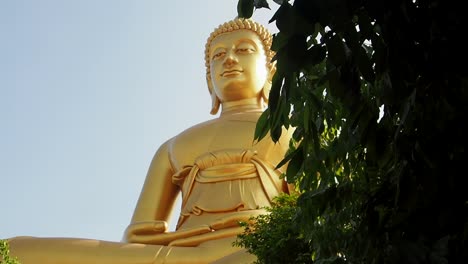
[
  {"xmin": 236, "ymin": 47, "xmax": 255, "ymax": 54},
  {"xmin": 212, "ymin": 51, "xmax": 226, "ymax": 60},
  {"xmin": 236, "ymin": 42, "xmax": 256, "ymax": 54}
]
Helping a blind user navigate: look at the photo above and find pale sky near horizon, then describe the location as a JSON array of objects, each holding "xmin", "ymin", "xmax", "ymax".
[{"xmin": 0, "ymin": 1, "xmax": 278, "ymax": 242}]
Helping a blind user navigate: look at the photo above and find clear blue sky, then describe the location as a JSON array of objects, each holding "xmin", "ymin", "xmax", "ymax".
[{"xmin": 0, "ymin": 1, "xmax": 278, "ymax": 242}]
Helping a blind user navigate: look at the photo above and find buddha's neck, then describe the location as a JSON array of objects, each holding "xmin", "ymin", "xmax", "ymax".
[{"xmin": 220, "ymin": 98, "xmax": 264, "ymax": 116}]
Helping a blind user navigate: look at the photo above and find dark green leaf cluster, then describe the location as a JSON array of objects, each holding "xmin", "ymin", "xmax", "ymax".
[
  {"xmin": 237, "ymin": 0, "xmax": 468, "ymax": 263},
  {"xmin": 0, "ymin": 240, "xmax": 20, "ymax": 264}
]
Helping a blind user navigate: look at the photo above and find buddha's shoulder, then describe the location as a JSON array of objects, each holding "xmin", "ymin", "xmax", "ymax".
[
  {"xmin": 168, "ymin": 118, "xmax": 219, "ymax": 149},
  {"xmin": 178, "ymin": 118, "xmax": 219, "ymax": 139}
]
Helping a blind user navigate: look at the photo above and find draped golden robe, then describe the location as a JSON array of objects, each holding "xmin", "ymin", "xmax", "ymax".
[
  {"xmin": 8, "ymin": 111, "xmax": 292, "ymax": 264},
  {"xmin": 167, "ymin": 148, "xmax": 285, "ymax": 247}
]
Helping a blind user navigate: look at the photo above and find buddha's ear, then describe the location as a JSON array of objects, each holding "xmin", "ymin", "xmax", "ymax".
[
  {"xmin": 207, "ymin": 75, "xmax": 220, "ymax": 115},
  {"xmin": 268, "ymin": 61, "xmax": 277, "ymax": 81},
  {"xmin": 261, "ymin": 61, "xmax": 277, "ymax": 104},
  {"xmin": 210, "ymin": 92, "xmax": 221, "ymax": 115}
]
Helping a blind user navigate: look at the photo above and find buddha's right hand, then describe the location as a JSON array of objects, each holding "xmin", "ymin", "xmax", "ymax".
[
  {"xmin": 126, "ymin": 220, "xmax": 168, "ymax": 235},
  {"xmin": 125, "ymin": 222, "xmax": 212, "ymax": 245},
  {"xmin": 124, "ymin": 220, "xmax": 167, "ymax": 243}
]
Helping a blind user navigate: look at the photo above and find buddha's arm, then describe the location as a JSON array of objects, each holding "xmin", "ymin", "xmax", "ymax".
[{"xmin": 123, "ymin": 140, "xmax": 179, "ymax": 243}]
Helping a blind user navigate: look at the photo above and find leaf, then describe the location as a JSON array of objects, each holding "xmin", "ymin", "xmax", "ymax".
[
  {"xmin": 327, "ymin": 68, "xmax": 346, "ymax": 99},
  {"xmin": 292, "ymin": 126, "xmax": 304, "ymax": 142},
  {"xmin": 254, "ymin": 108, "xmax": 271, "ymax": 142},
  {"xmin": 273, "ymin": 0, "xmax": 287, "ymax": 4},
  {"xmin": 270, "ymin": 93, "xmax": 285, "ymax": 136},
  {"xmin": 270, "ymin": 2, "xmax": 294, "ymax": 35},
  {"xmin": 357, "ymin": 46, "xmax": 375, "ymax": 83},
  {"xmin": 270, "ymin": 124, "xmax": 283, "ymax": 142},
  {"xmin": 326, "ymin": 34, "xmax": 347, "ymax": 66},
  {"xmin": 371, "ymin": 34, "xmax": 387, "ymax": 74},
  {"xmin": 237, "ymin": 0, "xmax": 254, "ymax": 18},
  {"xmin": 304, "ymin": 101, "xmax": 310, "ymax": 133},
  {"xmin": 357, "ymin": 9, "xmax": 374, "ymax": 41},
  {"xmin": 307, "ymin": 44, "xmax": 327, "ymax": 65},
  {"xmin": 254, "ymin": 0, "xmax": 270, "ymax": 9},
  {"xmin": 268, "ymin": 73, "xmax": 283, "ymax": 112},
  {"xmin": 286, "ymin": 146, "xmax": 304, "ymax": 178},
  {"xmin": 271, "ymin": 32, "xmax": 289, "ymax": 52},
  {"xmin": 310, "ymin": 120, "xmax": 320, "ymax": 159},
  {"xmin": 286, "ymin": 34, "xmax": 308, "ymax": 69}
]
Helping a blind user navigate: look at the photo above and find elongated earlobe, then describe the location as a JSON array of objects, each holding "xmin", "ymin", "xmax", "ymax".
[
  {"xmin": 261, "ymin": 81, "xmax": 271, "ymax": 104},
  {"xmin": 207, "ymin": 75, "xmax": 220, "ymax": 115},
  {"xmin": 210, "ymin": 92, "xmax": 221, "ymax": 115},
  {"xmin": 261, "ymin": 62, "xmax": 276, "ymax": 105}
]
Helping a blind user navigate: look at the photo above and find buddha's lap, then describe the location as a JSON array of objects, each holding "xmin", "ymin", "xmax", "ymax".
[{"xmin": 8, "ymin": 235, "xmax": 251, "ymax": 264}]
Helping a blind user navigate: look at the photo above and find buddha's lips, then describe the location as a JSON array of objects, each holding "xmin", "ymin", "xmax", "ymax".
[{"xmin": 221, "ymin": 70, "xmax": 243, "ymax": 77}]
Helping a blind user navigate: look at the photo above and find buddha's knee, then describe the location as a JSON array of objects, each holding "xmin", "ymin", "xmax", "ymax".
[{"xmin": 8, "ymin": 237, "xmax": 162, "ymax": 264}]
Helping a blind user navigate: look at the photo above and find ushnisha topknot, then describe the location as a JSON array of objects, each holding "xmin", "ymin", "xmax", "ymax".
[{"xmin": 204, "ymin": 18, "xmax": 275, "ymax": 79}]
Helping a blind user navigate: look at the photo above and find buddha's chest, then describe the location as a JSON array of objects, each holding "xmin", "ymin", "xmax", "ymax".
[
  {"xmin": 169, "ymin": 118, "xmax": 269, "ymax": 170},
  {"xmin": 205, "ymin": 119, "xmax": 257, "ymax": 149}
]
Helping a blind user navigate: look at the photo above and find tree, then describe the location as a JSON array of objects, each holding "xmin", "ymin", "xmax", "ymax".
[
  {"xmin": 236, "ymin": 0, "xmax": 468, "ymax": 263},
  {"xmin": 234, "ymin": 193, "xmax": 312, "ymax": 264},
  {"xmin": 0, "ymin": 240, "xmax": 20, "ymax": 264}
]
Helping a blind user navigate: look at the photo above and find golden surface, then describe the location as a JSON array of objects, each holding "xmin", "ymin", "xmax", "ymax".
[{"xmin": 7, "ymin": 18, "xmax": 292, "ymax": 264}]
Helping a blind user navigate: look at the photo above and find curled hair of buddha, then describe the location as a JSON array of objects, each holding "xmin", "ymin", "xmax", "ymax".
[{"xmin": 205, "ymin": 18, "xmax": 274, "ymax": 79}]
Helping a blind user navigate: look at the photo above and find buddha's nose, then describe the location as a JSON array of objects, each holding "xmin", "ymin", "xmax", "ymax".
[{"xmin": 223, "ymin": 51, "xmax": 238, "ymax": 67}]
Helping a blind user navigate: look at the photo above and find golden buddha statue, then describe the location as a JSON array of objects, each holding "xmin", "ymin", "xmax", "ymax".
[{"xmin": 7, "ymin": 18, "xmax": 292, "ymax": 264}]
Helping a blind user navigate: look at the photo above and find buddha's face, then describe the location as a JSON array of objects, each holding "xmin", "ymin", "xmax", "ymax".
[{"xmin": 209, "ymin": 30, "xmax": 268, "ymax": 102}]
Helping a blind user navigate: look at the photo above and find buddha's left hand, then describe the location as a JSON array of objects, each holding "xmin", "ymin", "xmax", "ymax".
[{"xmin": 209, "ymin": 211, "xmax": 262, "ymax": 230}]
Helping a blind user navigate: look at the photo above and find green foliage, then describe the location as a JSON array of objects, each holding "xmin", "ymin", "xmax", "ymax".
[
  {"xmin": 237, "ymin": 0, "xmax": 254, "ymax": 18},
  {"xmin": 0, "ymin": 240, "xmax": 20, "ymax": 264},
  {"xmin": 237, "ymin": 0, "xmax": 468, "ymax": 263},
  {"xmin": 234, "ymin": 193, "xmax": 312, "ymax": 264}
]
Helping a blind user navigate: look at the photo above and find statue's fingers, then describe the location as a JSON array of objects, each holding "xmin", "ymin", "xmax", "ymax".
[
  {"xmin": 209, "ymin": 213, "xmax": 253, "ymax": 230},
  {"xmin": 128, "ymin": 225, "xmax": 212, "ymax": 245},
  {"xmin": 127, "ymin": 221, "xmax": 168, "ymax": 235},
  {"xmin": 169, "ymin": 226, "xmax": 244, "ymax": 247},
  {"xmin": 127, "ymin": 233, "xmax": 173, "ymax": 245}
]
